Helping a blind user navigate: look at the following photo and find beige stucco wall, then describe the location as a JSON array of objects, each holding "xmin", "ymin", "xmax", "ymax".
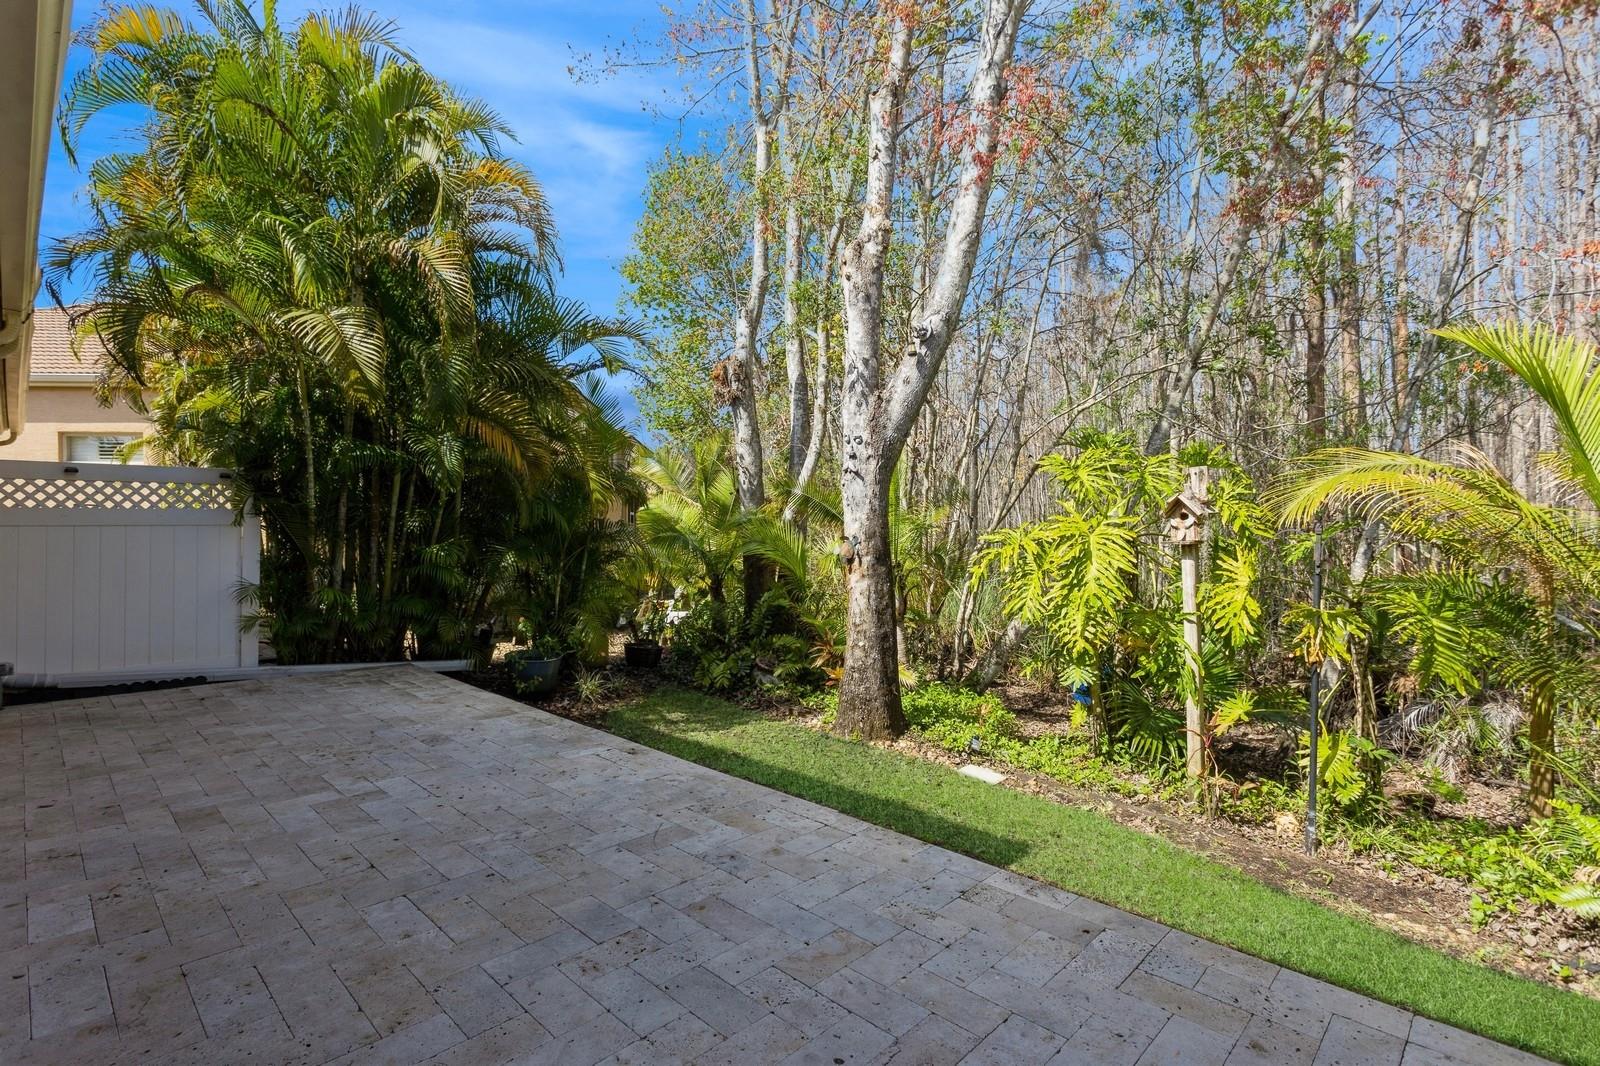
[{"xmin": 2, "ymin": 384, "xmax": 151, "ymax": 462}]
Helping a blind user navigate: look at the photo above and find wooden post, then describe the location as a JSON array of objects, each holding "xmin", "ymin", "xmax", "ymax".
[
  {"xmin": 1181, "ymin": 537, "xmax": 1203, "ymax": 777},
  {"xmin": 1166, "ymin": 466, "xmax": 1211, "ymax": 779}
]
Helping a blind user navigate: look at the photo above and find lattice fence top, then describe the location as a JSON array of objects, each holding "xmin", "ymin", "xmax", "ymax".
[{"xmin": 0, "ymin": 473, "xmax": 232, "ymax": 512}]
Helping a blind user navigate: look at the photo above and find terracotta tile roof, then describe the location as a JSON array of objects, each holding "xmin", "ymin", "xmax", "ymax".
[{"xmin": 28, "ymin": 305, "xmax": 111, "ymax": 381}]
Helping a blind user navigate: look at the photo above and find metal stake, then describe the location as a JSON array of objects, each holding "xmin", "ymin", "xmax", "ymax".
[{"xmin": 1305, "ymin": 521, "xmax": 1323, "ymax": 856}]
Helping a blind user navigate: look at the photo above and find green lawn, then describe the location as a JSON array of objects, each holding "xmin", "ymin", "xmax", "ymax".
[{"xmin": 608, "ymin": 687, "xmax": 1599, "ymax": 1066}]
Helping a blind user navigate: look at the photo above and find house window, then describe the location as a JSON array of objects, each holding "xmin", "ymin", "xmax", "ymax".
[{"xmin": 63, "ymin": 433, "xmax": 146, "ymax": 464}]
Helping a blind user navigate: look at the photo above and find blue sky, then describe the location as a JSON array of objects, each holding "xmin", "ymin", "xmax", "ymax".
[{"xmin": 40, "ymin": 0, "xmax": 690, "ymax": 430}]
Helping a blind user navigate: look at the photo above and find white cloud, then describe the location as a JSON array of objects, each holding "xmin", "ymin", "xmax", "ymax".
[
  {"xmin": 397, "ymin": 13, "xmax": 675, "ymax": 113},
  {"xmin": 46, "ymin": 0, "xmax": 677, "ymax": 319},
  {"xmin": 379, "ymin": 5, "xmax": 675, "ymax": 265}
]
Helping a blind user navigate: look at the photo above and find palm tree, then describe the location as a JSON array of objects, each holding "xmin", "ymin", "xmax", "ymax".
[
  {"xmin": 49, "ymin": 1, "xmax": 638, "ymax": 661},
  {"xmin": 1277, "ymin": 322, "xmax": 1600, "ymax": 818},
  {"xmin": 633, "ymin": 432, "xmax": 825, "ymax": 672},
  {"xmin": 634, "ymin": 433, "xmax": 748, "ymax": 613}
]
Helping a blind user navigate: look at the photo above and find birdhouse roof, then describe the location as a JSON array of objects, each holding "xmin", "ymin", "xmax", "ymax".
[{"xmin": 1163, "ymin": 491, "xmax": 1213, "ymax": 516}]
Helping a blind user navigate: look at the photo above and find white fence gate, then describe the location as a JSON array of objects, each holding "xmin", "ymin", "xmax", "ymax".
[{"xmin": 0, "ymin": 460, "xmax": 259, "ymax": 682}]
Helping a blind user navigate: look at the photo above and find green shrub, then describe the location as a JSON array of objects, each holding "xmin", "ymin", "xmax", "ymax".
[
  {"xmin": 752, "ymin": 632, "xmax": 826, "ymax": 688},
  {"xmin": 806, "ymin": 689, "xmax": 839, "ymax": 726},
  {"xmin": 1215, "ymin": 778, "xmax": 1298, "ymax": 824},
  {"xmin": 903, "ymin": 683, "xmax": 1016, "ymax": 753},
  {"xmin": 1298, "ymin": 728, "xmax": 1392, "ymax": 811},
  {"xmin": 1342, "ymin": 802, "xmax": 1600, "ymax": 924},
  {"xmin": 998, "ymin": 733, "xmax": 1130, "ymax": 791},
  {"xmin": 894, "ymin": 683, "xmax": 1166, "ymax": 796}
]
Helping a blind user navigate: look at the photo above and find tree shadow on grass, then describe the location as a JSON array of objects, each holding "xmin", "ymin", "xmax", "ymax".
[{"xmin": 611, "ymin": 693, "xmax": 1036, "ymax": 871}]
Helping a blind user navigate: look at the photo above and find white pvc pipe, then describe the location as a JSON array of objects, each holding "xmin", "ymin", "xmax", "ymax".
[{"xmin": 2, "ymin": 659, "xmax": 471, "ymax": 690}]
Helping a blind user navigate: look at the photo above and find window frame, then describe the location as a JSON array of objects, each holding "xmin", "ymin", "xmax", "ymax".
[{"xmin": 60, "ymin": 432, "xmax": 147, "ymax": 465}]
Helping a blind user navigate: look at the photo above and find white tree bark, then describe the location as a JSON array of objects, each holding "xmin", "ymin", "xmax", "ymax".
[
  {"xmin": 1336, "ymin": 63, "xmax": 1363, "ymax": 435},
  {"xmin": 782, "ymin": 197, "xmax": 808, "ymax": 479},
  {"xmin": 784, "ymin": 202, "xmax": 848, "ymax": 523},
  {"xmin": 730, "ymin": 0, "xmax": 801, "ymax": 615},
  {"xmin": 835, "ymin": 0, "xmax": 1028, "ymax": 738}
]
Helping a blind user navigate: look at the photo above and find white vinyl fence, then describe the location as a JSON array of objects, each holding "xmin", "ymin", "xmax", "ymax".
[{"xmin": 0, "ymin": 459, "xmax": 259, "ymax": 681}]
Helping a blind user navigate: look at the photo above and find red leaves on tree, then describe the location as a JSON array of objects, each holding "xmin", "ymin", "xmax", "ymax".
[{"xmin": 923, "ymin": 60, "xmax": 1060, "ymax": 182}]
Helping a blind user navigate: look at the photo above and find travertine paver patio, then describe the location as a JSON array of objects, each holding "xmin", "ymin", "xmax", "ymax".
[{"xmin": 0, "ymin": 668, "xmax": 1549, "ymax": 1066}]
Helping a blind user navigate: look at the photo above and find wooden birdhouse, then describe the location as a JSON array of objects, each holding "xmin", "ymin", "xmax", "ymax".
[
  {"xmin": 1168, "ymin": 465, "xmax": 1214, "ymax": 780},
  {"xmin": 1164, "ymin": 468, "xmax": 1213, "ymax": 547}
]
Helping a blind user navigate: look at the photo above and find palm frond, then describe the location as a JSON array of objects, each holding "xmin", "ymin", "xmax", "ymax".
[{"xmin": 1434, "ymin": 322, "xmax": 1600, "ymax": 509}]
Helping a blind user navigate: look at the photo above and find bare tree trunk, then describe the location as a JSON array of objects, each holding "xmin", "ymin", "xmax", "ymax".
[
  {"xmin": 947, "ymin": 275, "xmax": 1043, "ymax": 676},
  {"xmin": 1145, "ymin": 4, "xmax": 1375, "ymax": 454},
  {"xmin": 1335, "ymin": 68, "xmax": 1364, "ymax": 436},
  {"xmin": 731, "ymin": 0, "xmax": 801, "ymax": 620},
  {"xmin": 966, "ymin": 618, "xmax": 1027, "ymax": 691},
  {"xmin": 836, "ymin": 0, "xmax": 1027, "ymax": 739},
  {"xmin": 784, "ymin": 203, "xmax": 849, "ymax": 522},
  {"xmin": 1501, "ymin": 117, "xmax": 1528, "ymax": 491},
  {"xmin": 1526, "ymin": 574, "xmax": 1561, "ymax": 819},
  {"xmin": 785, "ymin": 321, "xmax": 828, "ymax": 520},
  {"xmin": 731, "ymin": 195, "xmax": 769, "ymax": 517},
  {"xmin": 1305, "ymin": 82, "xmax": 1329, "ymax": 442},
  {"xmin": 1583, "ymin": 112, "xmax": 1600, "ymax": 346},
  {"xmin": 836, "ymin": 18, "xmax": 914, "ymax": 741},
  {"xmin": 783, "ymin": 195, "xmax": 809, "ymax": 479},
  {"xmin": 1527, "ymin": 675, "xmax": 1558, "ymax": 819},
  {"xmin": 1392, "ymin": 107, "xmax": 1410, "ymax": 437},
  {"xmin": 1352, "ymin": 10, "xmax": 1524, "ymax": 586}
]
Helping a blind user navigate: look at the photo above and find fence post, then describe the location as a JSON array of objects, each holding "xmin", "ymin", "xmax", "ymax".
[{"xmin": 240, "ymin": 502, "xmax": 261, "ymax": 668}]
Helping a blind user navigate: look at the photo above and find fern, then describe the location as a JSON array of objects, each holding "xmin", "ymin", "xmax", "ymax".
[{"xmin": 1546, "ymin": 883, "xmax": 1600, "ymax": 919}]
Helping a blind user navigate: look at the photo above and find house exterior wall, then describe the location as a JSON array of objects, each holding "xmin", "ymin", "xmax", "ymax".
[{"xmin": 5, "ymin": 384, "xmax": 151, "ymax": 462}]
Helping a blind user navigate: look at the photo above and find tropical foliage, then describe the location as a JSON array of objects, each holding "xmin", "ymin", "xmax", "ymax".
[
  {"xmin": 971, "ymin": 432, "xmax": 1281, "ymax": 765},
  {"xmin": 632, "ymin": 432, "xmax": 826, "ymax": 689},
  {"xmin": 45, "ymin": 0, "xmax": 1600, "ymax": 966},
  {"xmin": 49, "ymin": 1, "xmax": 640, "ymax": 661},
  {"xmin": 1279, "ymin": 324, "xmax": 1600, "ymax": 819}
]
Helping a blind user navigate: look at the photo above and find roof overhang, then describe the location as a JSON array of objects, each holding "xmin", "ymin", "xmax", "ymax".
[
  {"xmin": 29, "ymin": 373, "xmax": 97, "ymax": 385},
  {"xmin": 0, "ymin": 0, "xmax": 73, "ymax": 444}
]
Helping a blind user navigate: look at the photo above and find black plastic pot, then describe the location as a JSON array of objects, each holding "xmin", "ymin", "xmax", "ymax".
[
  {"xmin": 510, "ymin": 653, "xmax": 563, "ymax": 693},
  {"xmin": 624, "ymin": 641, "xmax": 663, "ymax": 669}
]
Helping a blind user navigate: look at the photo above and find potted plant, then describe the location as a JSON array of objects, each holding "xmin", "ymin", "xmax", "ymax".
[
  {"xmin": 624, "ymin": 597, "xmax": 667, "ymax": 669},
  {"xmin": 506, "ymin": 624, "xmax": 567, "ymax": 694}
]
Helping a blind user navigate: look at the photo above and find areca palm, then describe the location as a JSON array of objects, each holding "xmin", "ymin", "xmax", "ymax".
[
  {"xmin": 1277, "ymin": 322, "xmax": 1600, "ymax": 817},
  {"xmin": 633, "ymin": 433, "xmax": 820, "ymax": 635},
  {"xmin": 634, "ymin": 434, "xmax": 747, "ymax": 610},
  {"xmin": 49, "ymin": 1, "xmax": 637, "ymax": 661}
]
